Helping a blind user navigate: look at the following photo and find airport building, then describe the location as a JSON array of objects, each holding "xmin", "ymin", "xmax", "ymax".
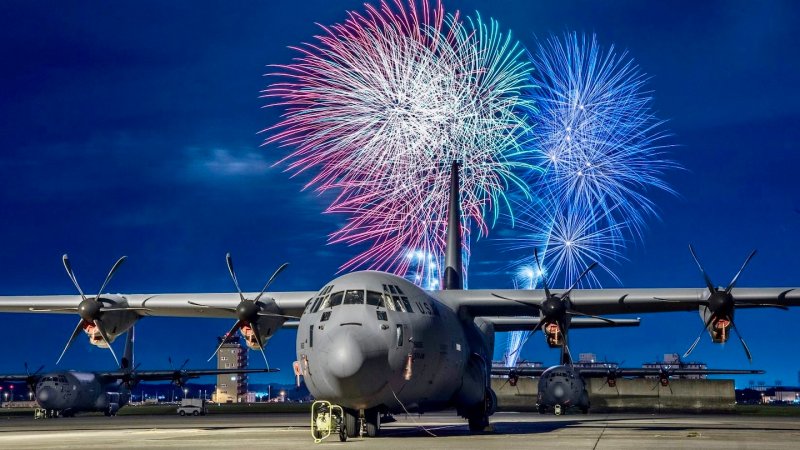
[{"xmin": 211, "ymin": 334, "xmax": 248, "ymax": 403}]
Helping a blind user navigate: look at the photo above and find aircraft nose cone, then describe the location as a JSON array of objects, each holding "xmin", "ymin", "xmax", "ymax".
[
  {"xmin": 552, "ymin": 383, "xmax": 566, "ymax": 400},
  {"xmin": 328, "ymin": 332, "xmax": 364, "ymax": 379},
  {"xmin": 37, "ymin": 387, "xmax": 55, "ymax": 406}
]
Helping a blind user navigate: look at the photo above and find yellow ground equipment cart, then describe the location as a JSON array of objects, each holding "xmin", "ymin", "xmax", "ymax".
[{"xmin": 311, "ymin": 400, "xmax": 347, "ymax": 443}]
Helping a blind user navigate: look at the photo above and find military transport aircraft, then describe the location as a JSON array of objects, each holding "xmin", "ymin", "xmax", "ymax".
[
  {"xmin": 0, "ymin": 328, "xmax": 277, "ymax": 417},
  {"xmin": 0, "ymin": 163, "xmax": 797, "ymax": 436}
]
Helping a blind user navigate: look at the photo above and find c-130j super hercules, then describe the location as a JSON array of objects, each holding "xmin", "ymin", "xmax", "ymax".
[{"xmin": 0, "ymin": 162, "xmax": 797, "ymax": 437}]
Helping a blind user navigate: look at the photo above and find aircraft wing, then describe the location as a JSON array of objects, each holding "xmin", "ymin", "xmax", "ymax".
[
  {"xmin": 482, "ymin": 316, "xmax": 640, "ymax": 332},
  {"xmin": 0, "ymin": 374, "xmax": 33, "ymax": 382},
  {"xmin": 490, "ymin": 366, "xmax": 764, "ymax": 378},
  {"xmin": 98, "ymin": 368, "xmax": 278, "ymax": 382},
  {"xmin": 439, "ymin": 287, "xmax": 800, "ymax": 316},
  {"xmin": 0, "ymin": 291, "xmax": 315, "ymax": 318},
  {"xmin": 575, "ymin": 367, "xmax": 765, "ymax": 378}
]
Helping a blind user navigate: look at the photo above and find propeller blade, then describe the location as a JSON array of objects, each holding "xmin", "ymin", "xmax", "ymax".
[
  {"xmin": 688, "ymin": 245, "xmax": 716, "ymax": 293},
  {"xmin": 533, "ymin": 248, "xmax": 551, "ymax": 299},
  {"xmin": 208, "ymin": 320, "xmax": 243, "ymax": 362},
  {"xmin": 187, "ymin": 301, "xmax": 237, "ymax": 313},
  {"xmin": 562, "ymin": 262, "xmax": 598, "ymax": 299},
  {"xmin": 253, "ymin": 262, "xmax": 290, "ymax": 303},
  {"xmin": 93, "ymin": 319, "xmax": 119, "ymax": 367},
  {"xmin": 565, "ymin": 311, "xmax": 616, "ymax": 324},
  {"xmin": 682, "ymin": 313, "xmax": 717, "ymax": 359},
  {"xmin": 56, "ymin": 319, "xmax": 85, "ymax": 365},
  {"xmin": 725, "ymin": 249, "xmax": 757, "ymax": 294},
  {"xmin": 62, "ymin": 254, "xmax": 87, "ymax": 302},
  {"xmin": 730, "ymin": 320, "xmax": 753, "ymax": 362},
  {"xmin": 180, "ymin": 359, "xmax": 189, "ymax": 371},
  {"xmin": 96, "ymin": 256, "xmax": 127, "ymax": 299},
  {"xmin": 256, "ymin": 312, "xmax": 301, "ymax": 319},
  {"xmin": 490, "ymin": 293, "xmax": 541, "ymax": 309},
  {"xmin": 249, "ymin": 321, "xmax": 270, "ymax": 370},
  {"xmin": 225, "ymin": 253, "xmax": 246, "ymax": 303},
  {"xmin": 28, "ymin": 307, "xmax": 79, "ymax": 312}
]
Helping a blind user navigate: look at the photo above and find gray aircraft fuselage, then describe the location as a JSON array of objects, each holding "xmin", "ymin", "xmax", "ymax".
[
  {"xmin": 536, "ymin": 365, "xmax": 589, "ymax": 414},
  {"xmin": 296, "ymin": 271, "xmax": 493, "ymax": 415},
  {"xmin": 35, "ymin": 371, "xmax": 130, "ymax": 416}
]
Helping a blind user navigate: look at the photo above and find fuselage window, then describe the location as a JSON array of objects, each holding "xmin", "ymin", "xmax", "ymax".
[
  {"xmin": 396, "ymin": 324, "xmax": 404, "ymax": 347},
  {"xmin": 343, "ymin": 290, "xmax": 365, "ymax": 305},
  {"xmin": 328, "ymin": 291, "xmax": 344, "ymax": 307},
  {"xmin": 320, "ymin": 311, "xmax": 331, "ymax": 322},
  {"xmin": 366, "ymin": 290, "xmax": 384, "ymax": 307},
  {"xmin": 392, "ymin": 296, "xmax": 406, "ymax": 312}
]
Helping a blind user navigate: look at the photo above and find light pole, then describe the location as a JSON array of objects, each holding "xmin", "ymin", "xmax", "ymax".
[{"xmin": 184, "ymin": 388, "xmax": 189, "ymax": 399}]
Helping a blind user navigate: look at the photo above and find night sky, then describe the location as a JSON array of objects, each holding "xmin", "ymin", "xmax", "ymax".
[{"xmin": 1, "ymin": 1, "xmax": 798, "ymax": 388}]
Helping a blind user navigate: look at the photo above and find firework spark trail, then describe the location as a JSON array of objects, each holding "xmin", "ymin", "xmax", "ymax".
[
  {"xmin": 264, "ymin": 1, "xmax": 537, "ymax": 275},
  {"xmin": 504, "ymin": 33, "xmax": 677, "ymax": 366},
  {"xmin": 529, "ymin": 32, "xmax": 676, "ymax": 237}
]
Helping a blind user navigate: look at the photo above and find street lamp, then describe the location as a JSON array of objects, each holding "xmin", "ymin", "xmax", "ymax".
[{"xmin": 184, "ymin": 388, "xmax": 189, "ymax": 399}]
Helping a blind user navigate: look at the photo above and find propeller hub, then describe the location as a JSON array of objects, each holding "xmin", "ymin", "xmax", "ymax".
[
  {"xmin": 237, "ymin": 301, "xmax": 260, "ymax": 322},
  {"xmin": 542, "ymin": 296, "xmax": 567, "ymax": 320},
  {"xmin": 77, "ymin": 298, "xmax": 101, "ymax": 322},
  {"xmin": 708, "ymin": 291, "xmax": 734, "ymax": 315}
]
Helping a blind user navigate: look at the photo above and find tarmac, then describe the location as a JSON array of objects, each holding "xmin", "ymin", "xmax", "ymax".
[{"xmin": 0, "ymin": 411, "xmax": 798, "ymax": 449}]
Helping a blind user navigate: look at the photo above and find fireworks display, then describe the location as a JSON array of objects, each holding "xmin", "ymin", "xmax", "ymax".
[
  {"xmin": 263, "ymin": 1, "xmax": 537, "ymax": 276},
  {"xmin": 503, "ymin": 33, "xmax": 675, "ymax": 366},
  {"xmin": 263, "ymin": 3, "xmax": 675, "ymax": 368}
]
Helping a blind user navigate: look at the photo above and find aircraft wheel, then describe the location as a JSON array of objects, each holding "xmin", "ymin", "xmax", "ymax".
[
  {"xmin": 537, "ymin": 405, "xmax": 547, "ymax": 415},
  {"xmin": 343, "ymin": 408, "xmax": 359, "ymax": 438},
  {"xmin": 365, "ymin": 408, "xmax": 380, "ymax": 437},
  {"xmin": 338, "ymin": 425, "xmax": 347, "ymax": 442}
]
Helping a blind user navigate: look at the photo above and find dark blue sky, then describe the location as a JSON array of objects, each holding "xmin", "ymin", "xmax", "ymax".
[{"xmin": 0, "ymin": 1, "xmax": 798, "ymax": 388}]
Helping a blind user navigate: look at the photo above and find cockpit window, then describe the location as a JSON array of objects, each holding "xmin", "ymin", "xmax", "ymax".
[
  {"xmin": 383, "ymin": 284, "xmax": 413, "ymax": 313},
  {"xmin": 308, "ymin": 285, "xmax": 333, "ymax": 313},
  {"xmin": 366, "ymin": 290, "xmax": 384, "ymax": 307},
  {"xmin": 343, "ymin": 290, "xmax": 365, "ymax": 305},
  {"xmin": 328, "ymin": 291, "xmax": 344, "ymax": 307}
]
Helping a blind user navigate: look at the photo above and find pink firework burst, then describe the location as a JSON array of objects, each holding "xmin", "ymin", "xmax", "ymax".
[{"xmin": 263, "ymin": 1, "xmax": 536, "ymax": 276}]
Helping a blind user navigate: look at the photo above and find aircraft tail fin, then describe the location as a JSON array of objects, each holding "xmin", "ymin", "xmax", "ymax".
[
  {"xmin": 443, "ymin": 161, "xmax": 463, "ymax": 290},
  {"xmin": 121, "ymin": 327, "xmax": 134, "ymax": 372}
]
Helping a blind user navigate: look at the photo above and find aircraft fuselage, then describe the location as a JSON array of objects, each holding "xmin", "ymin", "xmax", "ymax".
[
  {"xmin": 296, "ymin": 271, "xmax": 493, "ymax": 416},
  {"xmin": 35, "ymin": 371, "xmax": 130, "ymax": 416}
]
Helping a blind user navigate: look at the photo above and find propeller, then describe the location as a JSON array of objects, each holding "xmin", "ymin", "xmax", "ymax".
[
  {"xmin": 168, "ymin": 357, "xmax": 191, "ymax": 387},
  {"xmin": 681, "ymin": 245, "xmax": 773, "ymax": 362},
  {"xmin": 492, "ymin": 248, "xmax": 605, "ymax": 357},
  {"xmin": 193, "ymin": 253, "xmax": 294, "ymax": 369},
  {"xmin": 48, "ymin": 254, "xmax": 149, "ymax": 366},
  {"xmin": 24, "ymin": 363, "xmax": 44, "ymax": 391}
]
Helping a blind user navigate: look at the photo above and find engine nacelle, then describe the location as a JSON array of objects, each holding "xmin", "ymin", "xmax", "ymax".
[
  {"xmin": 82, "ymin": 296, "xmax": 141, "ymax": 349},
  {"xmin": 543, "ymin": 322, "xmax": 564, "ymax": 348},
  {"xmin": 709, "ymin": 317, "xmax": 731, "ymax": 343},
  {"xmin": 238, "ymin": 315, "xmax": 283, "ymax": 350}
]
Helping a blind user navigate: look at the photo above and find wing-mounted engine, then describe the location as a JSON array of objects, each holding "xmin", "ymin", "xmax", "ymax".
[
  {"xmin": 193, "ymin": 253, "xmax": 297, "ymax": 368},
  {"xmin": 492, "ymin": 248, "xmax": 611, "ymax": 354},
  {"xmin": 30, "ymin": 255, "xmax": 148, "ymax": 365},
  {"xmin": 681, "ymin": 245, "xmax": 786, "ymax": 361},
  {"xmin": 699, "ymin": 305, "xmax": 731, "ymax": 344}
]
